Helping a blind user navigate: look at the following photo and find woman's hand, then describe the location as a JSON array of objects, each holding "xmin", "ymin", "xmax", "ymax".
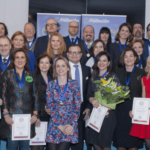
[
  {"xmin": 58, "ymin": 125, "xmax": 67, "ymax": 134},
  {"xmin": 35, "ymin": 119, "xmax": 41, "ymax": 127},
  {"xmin": 30, "ymin": 115, "xmax": 37, "ymax": 124},
  {"xmin": 4, "ymin": 115, "xmax": 14, "ymax": 125},
  {"xmin": 64, "ymin": 124, "xmax": 73, "ymax": 135},
  {"xmin": 0, "ymin": 98, "xmax": 2, "ymax": 106},
  {"xmin": 91, "ymin": 98, "xmax": 99, "ymax": 108},
  {"xmin": 45, "ymin": 105, "xmax": 50, "ymax": 115},
  {"xmin": 129, "ymin": 110, "xmax": 133, "ymax": 118}
]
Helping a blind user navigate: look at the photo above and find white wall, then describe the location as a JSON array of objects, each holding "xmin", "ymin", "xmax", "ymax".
[
  {"xmin": 0, "ymin": 0, "xmax": 29, "ymax": 38},
  {"xmin": 145, "ymin": 0, "xmax": 150, "ymax": 38}
]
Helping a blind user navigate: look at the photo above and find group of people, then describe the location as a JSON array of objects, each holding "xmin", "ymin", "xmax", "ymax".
[{"xmin": 0, "ymin": 18, "xmax": 150, "ymax": 150}]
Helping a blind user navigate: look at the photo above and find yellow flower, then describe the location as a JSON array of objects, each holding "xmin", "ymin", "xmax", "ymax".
[
  {"xmin": 101, "ymin": 79, "xmax": 107, "ymax": 85},
  {"xmin": 117, "ymin": 86, "xmax": 120, "ymax": 90}
]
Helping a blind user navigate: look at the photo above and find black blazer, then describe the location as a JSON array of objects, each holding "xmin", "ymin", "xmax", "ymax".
[
  {"xmin": 114, "ymin": 67, "xmax": 146, "ymax": 102},
  {"xmin": 80, "ymin": 64, "xmax": 92, "ymax": 113},
  {"xmin": 34, "ymin": 74, "xmax": 53, "ymax": 118},
  {"xmin": 64, "ymin": 36, "xmax": 87, "ymax": 55},
  {"xmin": 34, "ymin": 35, "xmax": 48, "ymax": 59},
  {"xmin": 142, "ymin": 40, "xmax": 149, "ymax": 60}
]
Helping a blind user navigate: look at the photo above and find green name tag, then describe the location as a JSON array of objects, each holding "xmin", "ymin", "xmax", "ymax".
[{"xmin": 25, "ymin": 76, "xmax": 33, "ymax": 82}]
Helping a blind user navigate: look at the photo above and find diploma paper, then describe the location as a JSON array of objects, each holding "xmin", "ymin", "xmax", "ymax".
[
  {"xmin": 30, "ymin": 122, "xmax": 48, "ymax": 145},
  {"xmin": 12, "ymin": 114, "xmax": 31, "ymax": 140},
  {"xmin": 132, "ymin": 98, "xmax": 149, "ymax": 125},
  {"xmin": 88, "ymin": 105, "xmax": 108, "ymax": 132}
]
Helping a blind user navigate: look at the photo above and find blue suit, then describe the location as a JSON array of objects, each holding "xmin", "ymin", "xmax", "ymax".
[
  {"xmin": 27, "ymin": 51, "xmax": 35, "ymax": 72},
  {"xmin": 142, "ymin": 40, "xmax": 149, "ymax": 60}
]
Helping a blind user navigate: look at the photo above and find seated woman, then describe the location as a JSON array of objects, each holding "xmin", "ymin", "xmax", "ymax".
[
  {"xmin": 46, "ymin": 32, "xmax": 66, "ymax": 62},
  {"xmin": 129, "ymin": 39, "xmax": 146, "ymax": 69},
  {"xmin": 0, "ymin": 48, "xmax": 38, "ymax": 150},
  {"xmin": 31, "ymin": 53, "xmax": 53, "ymax": 150},
  {"xmin": 11, "ymin": 31, "xmax": 35, "ymax": 72},
  {"xmin": 46, "ymin": 56, "xmax": 81, "ymax": 150},
  {"xmin": 87, "ymin": 51, "xmax": 120, "ymax": 150}
]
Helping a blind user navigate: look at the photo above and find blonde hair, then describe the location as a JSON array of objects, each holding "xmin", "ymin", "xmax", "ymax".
[{"xmin": 46, "ymin": 32, "xmax": 66, "ymax": 58}]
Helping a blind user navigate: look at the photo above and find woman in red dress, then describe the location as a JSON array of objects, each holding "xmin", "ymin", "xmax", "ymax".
[{"xmin": 130, "ymin": 55, "xmax": 150, "ymax": 150}]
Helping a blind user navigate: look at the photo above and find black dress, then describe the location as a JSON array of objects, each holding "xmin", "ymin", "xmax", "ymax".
[
  {"xmin": 113, "ymin": 67, "xmax": 145, "ymax": 148},
  {"xmin": 87, "ymin": 72, "xmax": 120, "ymax": 147},
  {"xmin": 109, "ymin": 42, "xmax": 129, "ymax": 69},
  {"xmin": 34, "ymin": 74, "xmax": 53, "ymax": 122}
]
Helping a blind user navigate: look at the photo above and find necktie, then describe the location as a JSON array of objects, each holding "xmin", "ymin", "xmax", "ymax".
[
  {"xmin": 71, "ymin": 38, "xmax": 74, "ymax": 44},
  {"xmin": 74, "ymin": 65, "xmax": 80, "ymax": 89},
  {"xmin": 3, "ymin": 58, "xmax": 7, "ymax": 66},
  {"xmin": 87, "ymin": 43, "xmax": 90, "ymax": 49}
]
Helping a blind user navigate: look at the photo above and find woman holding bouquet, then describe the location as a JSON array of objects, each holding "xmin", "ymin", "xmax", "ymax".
[
  {"xmin": 113, "ymin": 47, "xmax": 145, "ymax": 150},
  {"xmin": 87, "ymin": 51, "xmax": 121, "ymax": 150}
]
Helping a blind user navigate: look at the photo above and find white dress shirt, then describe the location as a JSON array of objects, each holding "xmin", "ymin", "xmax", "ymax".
[
  {"xmin": 85, "ymin": 41, "xmax": 93, "ymax": 49},
  {"xmin": 2, "ymin": 55, "xmax": 10, "ymax": 65},
  {"xmin": 69, "ymin": 61, "xmax": 83, "ymax": 102},
  {"xmin": 69, "ymin": 35, "xmax": 78, "ymax": 44}
]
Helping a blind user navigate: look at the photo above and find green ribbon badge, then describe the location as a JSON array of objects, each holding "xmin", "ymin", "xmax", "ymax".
[{"xmin": 25, "ymin": 76, "xmax": 33, "ymax": 82}]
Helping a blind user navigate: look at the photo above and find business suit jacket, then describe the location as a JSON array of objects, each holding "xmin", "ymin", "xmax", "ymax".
[
  {"xmin": 29, "ymin": 39, "xmax": 37, "ymax": 53},
  {"xmin": 142, "ymin": 40, "xmax": 149, "ymax": 60},
  {"xmin": 34, "ymin": 35, "xmax": 48, "ymax": 59}
]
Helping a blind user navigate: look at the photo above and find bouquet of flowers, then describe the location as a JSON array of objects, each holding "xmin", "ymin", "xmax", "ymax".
[{"xmin": 94, "ymin": 77, "xmax": 130, "ymax": 110}]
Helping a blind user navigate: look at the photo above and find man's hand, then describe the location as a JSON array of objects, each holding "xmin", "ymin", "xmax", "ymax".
[{"xmin": 83, "ymin": 108, "xmax": 90, "ymax": 121}]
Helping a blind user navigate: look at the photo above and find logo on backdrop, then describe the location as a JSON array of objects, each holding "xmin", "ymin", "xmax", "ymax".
[
  {"xmin": 54, "ymin": 17, "xmax": 79, "ymax": 22},
  {"xmin": 84, "ymin": 18, "xmax": 109, "ymax": 23},
  {"xmin": 109, "ymin": 24, "xmax": 120, "ymax": 41}
]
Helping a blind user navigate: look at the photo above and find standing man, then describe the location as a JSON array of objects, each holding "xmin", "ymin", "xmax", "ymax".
[
  {"xmin": 24, "ymin": 22, "xmax": 36, "ymax": 52},
  {"xmin": 67, "ymin": 44, "xmax": 91, "ymax": 150},
  {"xmin": 132, "ymin": 23, "xmax": 146, "ymax": 41},
  {"xmin": 0, "ymin": 36, "xmax": 11, "ymax": 147},
  {"xmin": 83, "ymin": 25, "xmax": 95, "ymax": 55},
  {"xmin": 34, "ymin": 18, "xmax": 60, "ymax": 58},
  {"xmin": 142, "ymin": 23, "xmax": 150, "ymax": 60}
]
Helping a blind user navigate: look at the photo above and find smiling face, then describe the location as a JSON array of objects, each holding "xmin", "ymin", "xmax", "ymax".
[
  {"xmin": 24, "ymin": 23, "xmax": 35, "ymax": 40},
  {"xmin": 132, "ymin": 42, "xmax": 143, "ymax": 57},
  {"xmin": 14, "ymin": 51, "xmax": 26, "ymax": 70},
  {"xmin": 50, "ymin": 35, "xmax": 60, "ymax": 51},
  {"xmin": 83, "ymin": 26, "xmax": 94, "ymax": 43},
  {"xmin": 119, "ymin": 26, "xmax": 130, "ymax": 40},
  {"xmin": 93, "ymin": 42, "xmax": 104, "ymax": 57},
  {"xmin": 55, "ymin": 59, "xmax": 69, "ymax": 77},
  {"xmin": 97, "ymin": 55, "xmax": 110, "ymax": 72},
  {"xmin": 0, "ymin": 38, "xmax": 11, "ymax": 57},
  {"xmin": 124, "ymin": 51, "xmax": 136, "ymax": 67},
  {"xmin": 39, "ymin": 57, "xmax": 51, "ymax": 74},
  {"xmin": 12, "ymin": 35, "xmax": 25, "ymax": 49},
  {"xmin": 100, "ymin": 33, "xmax": 109, "ymax": 43}
]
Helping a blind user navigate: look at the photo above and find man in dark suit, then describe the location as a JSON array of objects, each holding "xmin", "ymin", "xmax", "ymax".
[
  {"xmin": 142, "ymin": 23, "xmax": 150, "ymax": 60},
  {"xmin": 132, "ymin": 23, "xmax": 147, "ymax": 41},
  {"xmin": 0, "ymin": 36, "xmax": 11, "ymax": 145},
  {"xmin": 24, "ymin": 22, "xmax": 36, "ymax": 52},
  {"xmin": 83, "ymin": 25, "xmax": 95, "ymax": 50},
  {"xmin": 34, "ymin": 18, "xmax": 60, "ymax": 59},
  {"xmin": 67, "ymin": 44, "xmax": 92, "ymax": 150},
  {"xmin": 64, "ymin": 21, "xmax": 89, "ymax": 64}
]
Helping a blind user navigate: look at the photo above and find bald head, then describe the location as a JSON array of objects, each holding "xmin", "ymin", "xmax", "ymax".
[
  {"xmin": 68, "ymin": 21, "xmax": 79, "ymax": 37},
  {"xmin": 83, "ymin": 25, "xmax": 95, "ymax": 43},
  {"xmin": 46, "ymin": 18, "xmax": 60, "ymax": 35}
]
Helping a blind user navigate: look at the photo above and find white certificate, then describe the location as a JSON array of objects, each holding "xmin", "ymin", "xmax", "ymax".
[
  {"xmin": 132, "ymin": 98, "xmax": 149, "ymax": 125},
  {"xmin": 12, "ymin": 114, "xmax": 31, "ymax": 140},
  {"xmin": 88, "ymin": 105, "xmax": 108, "ymax": 132},
  {"xmin": 30, "ymin": 122, "xmax": 48, "ymax": 145}
]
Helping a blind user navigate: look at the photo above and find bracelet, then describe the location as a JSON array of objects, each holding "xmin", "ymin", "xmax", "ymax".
[
  {"xmin": 3, "ymin": 111, "xmax": 9, "ymax": 115},
  {"xmin": 3, "ymin": 113, "xmax": 9, "ymax": 117}
]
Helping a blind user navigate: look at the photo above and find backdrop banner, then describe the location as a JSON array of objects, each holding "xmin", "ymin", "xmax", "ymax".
[
  {"xmin": 81, "ymin": 14, "xmax": 126, "ymax": 42},
  {"xmin": 37, "ymin": 13, "xmax": 81, "ymax": 38}
]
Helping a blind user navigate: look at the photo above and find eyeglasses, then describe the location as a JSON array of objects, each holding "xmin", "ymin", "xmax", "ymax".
[
  {"xmin": 133, "ymin": 27, "xmax": 142, "ymax": 30},
  {"xmin": 46, "ymin": 23, "xmax": 57, "ymax": 27},
  {"xmin": 0, "ymin": 44, "xmax": 9, "ymax": 49},
  {"xmin": 69, "ymin": 26, "xmax": 79, "ymax": 29},
  {"xmin": 68, "ymin": 51, "xmax": 81, "ymax": 55}
]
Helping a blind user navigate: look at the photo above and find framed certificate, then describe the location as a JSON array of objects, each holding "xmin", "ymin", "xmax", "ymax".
[
  {"xmin": 30, "ymin": 122, "xmax": 48, "ymax": 145},
  {"xmin": 132, "ymin": 97, "xmax": 149, "ymax": 125},
  {"xmin": 88, "ymin": 105, "xmax": 108, "ymax": 132},
  {"xmin": 12, "ymin": 114, "xmax": 31, "ymax": 140}
]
